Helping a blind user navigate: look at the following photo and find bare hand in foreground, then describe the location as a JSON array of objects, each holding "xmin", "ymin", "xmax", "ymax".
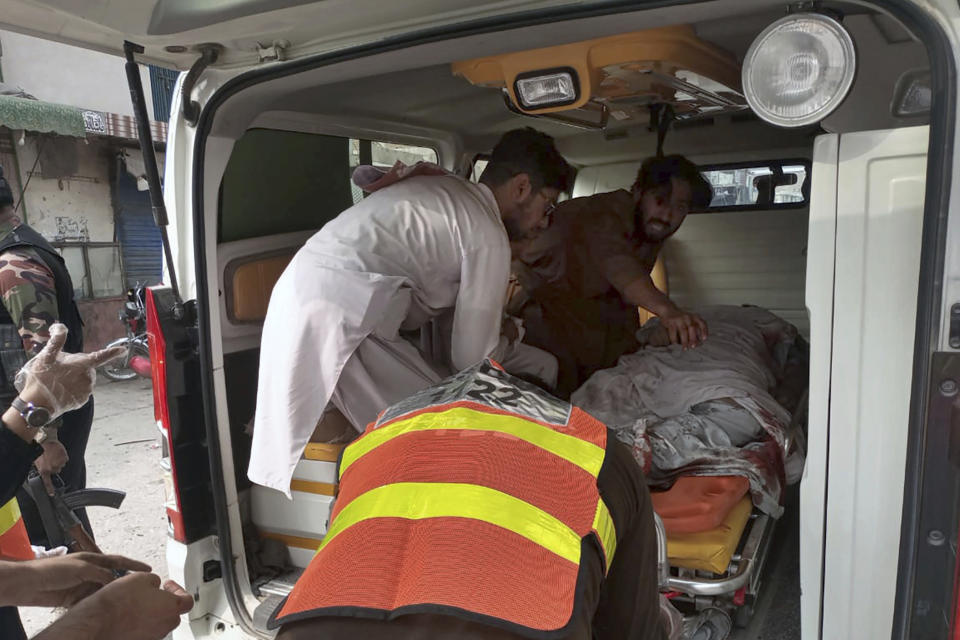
[
  {"xmin": 33, "ymin": 571, "xmax": 193, "ymax": 640},
  {"xmin": 0, "ymin": 553, "xmax": 151, "ymax": 608}
]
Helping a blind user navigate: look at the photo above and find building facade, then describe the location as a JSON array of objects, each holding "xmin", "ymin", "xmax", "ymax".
[{"xmin": 0, "ymin": 30, "xmax": 173, "ymax": 348}]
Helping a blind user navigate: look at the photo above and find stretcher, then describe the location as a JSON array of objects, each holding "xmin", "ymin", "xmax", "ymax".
[
  {"xmin": 651, "ymin": 389, "xmax": 807, "ymax": 625},
  {"xmin": 653, "ymin": 476, "xmax": 775, "ymax": 624}
]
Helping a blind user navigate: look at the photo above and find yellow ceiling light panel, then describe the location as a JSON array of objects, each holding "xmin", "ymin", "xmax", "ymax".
[{"xmin": 453, "ymin": 26, "xmax": 744, "ymax": 122}]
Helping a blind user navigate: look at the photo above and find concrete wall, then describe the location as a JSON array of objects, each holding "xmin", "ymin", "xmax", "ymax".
[
  {"xmin": 0, "ymin": 29, "xmax": 155, "ymax": 118},
  {"xmin": 10, "ymin": 135, "xmax": 149, "ymax": 348},
  {"xmin": 0, "ymin": 32, "xmax": 167, "ymax": 345},
  {"xmin": 14, "ymin": 135, "xmax": 116, "ymax": 242}
]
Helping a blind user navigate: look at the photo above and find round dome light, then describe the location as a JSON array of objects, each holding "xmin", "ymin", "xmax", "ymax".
[{"xmin": 742, "ymin": 13, "xmax": 856, "ymax": 128}]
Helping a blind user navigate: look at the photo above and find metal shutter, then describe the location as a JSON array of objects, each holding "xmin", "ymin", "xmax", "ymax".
[{"xmin": 113, "ymin": 165, "xmax": 162, "ymax": 288}]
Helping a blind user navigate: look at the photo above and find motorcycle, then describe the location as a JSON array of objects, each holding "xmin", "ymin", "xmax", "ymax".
[{"xmin": 100, "ymin": 284, "xmax": 152, "ymax": 381}]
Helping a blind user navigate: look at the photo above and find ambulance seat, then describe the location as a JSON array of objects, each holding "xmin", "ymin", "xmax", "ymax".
[{"xmin": 224, "ymin": 250, "xmax": 296, "ymax": 323}]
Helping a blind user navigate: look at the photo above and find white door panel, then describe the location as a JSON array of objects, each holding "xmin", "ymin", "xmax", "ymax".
[
  {"xmin": 801, "ymin": 132, "xmax": 839, "ymax": 640},
  {"xmin": 820, "ymin": 126, "xmax": 928, "ymax": 639}
]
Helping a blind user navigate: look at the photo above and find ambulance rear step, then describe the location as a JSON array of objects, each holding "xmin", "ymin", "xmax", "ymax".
[{"xmin": 252, "ymin": 569, "xmax": 304, "ymax": 631}]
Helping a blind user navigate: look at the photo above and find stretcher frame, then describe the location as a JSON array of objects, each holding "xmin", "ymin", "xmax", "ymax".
[
  {"xmin": 654, "ymin": 387, "xmax": 806, "ymax": 615},
  {"xmin": 655, "ymin": 507, "xmax": 775, "ymax": 606}
]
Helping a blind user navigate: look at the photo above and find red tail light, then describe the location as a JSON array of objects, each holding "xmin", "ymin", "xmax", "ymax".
[
  {"xmin": 954, "ymin": 544, "xmax": 960, "ymax": 640},
  {"xmin": 146, "ymin": 287, "xmax": 188, "ymax": 543}
]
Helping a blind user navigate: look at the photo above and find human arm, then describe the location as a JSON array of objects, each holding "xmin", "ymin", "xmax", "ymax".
[
  {"xmin": 0, "ymin": 348, "xmax": 59, "ymax": 504},
  {"xmin": 585, "ymin": 213, "xmax": 707, "ymax": 348},
  {"xmin": 0, "ymin": 248, "xmax": 66, "ymax": 479},
  {"xmin": 0, "ymin": 420, "xmax": 42, "ymax": 505},
  {"xmin": 0, "ymin": 553, "xmax": 151, "ymax": 608},
  {"xmin": 450, "ymin": 244, "xmax": 512, "ymax": 370},
  {"xmin": 0, "ymin": 247, "xmax": 60, "ymax": 355},
  {"xmin": 0, "ymin": 325, "xmax": 122, "ymax": 500},
  {"xmin": 620, "ymin": 276, "xmax": 707, "ymax": 349},
  {"xmin": 31, "ymin": 572, "xmax": 193, "ymax": 640}
]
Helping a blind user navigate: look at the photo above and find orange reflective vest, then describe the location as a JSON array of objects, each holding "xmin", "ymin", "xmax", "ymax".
[
  {"xmin": 271, "ymin": 360, "xmax": 617, "ymax": 636},
  {"xmin": 0, "ymin": 497, "xmax": 34, "ymax": 561}
]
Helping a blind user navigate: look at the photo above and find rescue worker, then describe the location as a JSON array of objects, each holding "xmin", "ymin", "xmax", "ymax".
[
  {"xmin": 513, "ymin": 154, "xmax": 713, "ymax": 396},
  {"xmin": 1, "ymin": 554, "xmax": 194, "ymax": 640},
  {"xmin": 250, "ymin": 128, "xmax": 574, "ymax": 496},
  {"xmin": 0, "ymin": 164, "xmax": 95, "ymax": 546},
  {"xmin": 268, "ymin": 360, "xmax": 665, "ymax": 640},
  {"xmin": 0, "ymin": 324, "xmax": 190, "ymax": 640}
]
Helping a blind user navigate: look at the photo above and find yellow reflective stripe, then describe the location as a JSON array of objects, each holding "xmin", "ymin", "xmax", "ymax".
[
  {"xmin": 592, "ymin": 499, "xmax": 617, "ymax": 573},
  {"xmin": 0, "ymin": 498, "xmax": 22, "ymax": 536},
  {"xmin": 318, "ymin": 482, "xmax": 583, "ymax": 565},
  {"xmin": 341, "ymin": 407, "xmax": 604, "ymax": 479}
]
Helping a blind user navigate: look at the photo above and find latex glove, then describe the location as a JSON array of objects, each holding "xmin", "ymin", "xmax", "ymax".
[
  {"xmin": 0, "ymin": 553, "xmax": 151, "ymax": 608},
  {"xmin": 14, "ymin": 324, "xmax": 126, "ymax": 419},
  {"xmin": 35, "ymin": 440, "xmax": 69, "ymax": 494},
  {"xmin": 33, "ymin": 572, "xmax": 194, "ymax": 640}
]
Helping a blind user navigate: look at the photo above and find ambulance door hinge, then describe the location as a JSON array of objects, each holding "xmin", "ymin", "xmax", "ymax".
[{"xmin": 257, "ymin": 40, "xmax": 289, "ymax": 63}]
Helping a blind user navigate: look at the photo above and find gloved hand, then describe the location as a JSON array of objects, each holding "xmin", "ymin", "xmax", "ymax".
[{"xmin": 14, "ymin": 323, "xmax": 126, "ymax": 419}]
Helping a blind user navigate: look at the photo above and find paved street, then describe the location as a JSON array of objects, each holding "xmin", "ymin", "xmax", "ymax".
[{"xmin": 19, "ymin": 375, "xmax": 167, "ymax": 636}]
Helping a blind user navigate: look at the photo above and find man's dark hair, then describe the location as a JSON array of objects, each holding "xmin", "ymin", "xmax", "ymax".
[
  {"xmin": 480, "ymin": 127, "xmax": 575, "ymax": 194},
  {"xmin": 632, "ymin": 155, "xmax": 712, "ymax": 210},
  {"xmin": 0, "ymin": 165, "xmax": 13, "ymax": 209}
]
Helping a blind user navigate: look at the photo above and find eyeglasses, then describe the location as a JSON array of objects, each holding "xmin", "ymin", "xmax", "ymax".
[
  {"xmin": 543, "ymin": 201, "xmax": 558, "ymax": 221},
  {"xmin": 538, "ymin": 189, "xmax": 559, "ymax": 221}
]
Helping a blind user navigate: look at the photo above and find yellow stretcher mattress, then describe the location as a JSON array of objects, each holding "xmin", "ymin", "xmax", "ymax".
[{"xmin": 665, "ymin": 496, "xmax": 753, "ymax": 574}]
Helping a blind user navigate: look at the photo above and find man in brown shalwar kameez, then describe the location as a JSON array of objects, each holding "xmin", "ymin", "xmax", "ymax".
[{"xmin": 512, "ymin": 155, "xmax": 713, "ymax": 396}]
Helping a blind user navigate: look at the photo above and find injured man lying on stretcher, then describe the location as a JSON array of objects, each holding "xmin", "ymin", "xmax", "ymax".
[
  {"xmin": 571, "ymin": 305, "xmax": 808, "ymax": 630},
  {"xmin": 573, "ymin": 305, "xmax": 808, "ymax": 518}
]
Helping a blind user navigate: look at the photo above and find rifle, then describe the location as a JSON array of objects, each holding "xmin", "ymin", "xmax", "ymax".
[{"xmin": 23, "ymin": 473, "xmax": 125, "ymax": 553}]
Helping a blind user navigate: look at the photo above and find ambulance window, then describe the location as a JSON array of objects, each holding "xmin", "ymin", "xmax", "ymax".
[
  {"xmin": 220, "ymin": 128, "xmax": 354, "ymax": 243},
  {"xmin": 699, "ymin": 160, "xmax": 810, "ymax": 212},
  {"xmin": 348, "ymin": 139, "xmax": 438, "ymax": 203},
  {"xmin": 348, "ymin": 139, "xmax": 437, "ymax": 169},
  {"xmin": 220, "ymin": 131, "xmax": 438, "ymax": 242},
  {"xmin": 470, "ymin": 155, "xmax": 490, "ymax": 183}
]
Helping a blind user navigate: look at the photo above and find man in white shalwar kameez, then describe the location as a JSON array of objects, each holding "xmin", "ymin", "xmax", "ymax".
[{"xmin": 249, "ymin": 128, "xmax": 573, "ymax": 495}]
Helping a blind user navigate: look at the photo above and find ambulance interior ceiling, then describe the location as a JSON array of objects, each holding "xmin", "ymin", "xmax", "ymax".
[{"xmin": 210, "ymin": 0, "xmax": 928, "ymax": 165}]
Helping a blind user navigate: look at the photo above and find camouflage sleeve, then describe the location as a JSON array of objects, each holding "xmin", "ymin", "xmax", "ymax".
[{"xmin": 0, "ymin": 248, "xmax": 61, "ymax": 354}]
